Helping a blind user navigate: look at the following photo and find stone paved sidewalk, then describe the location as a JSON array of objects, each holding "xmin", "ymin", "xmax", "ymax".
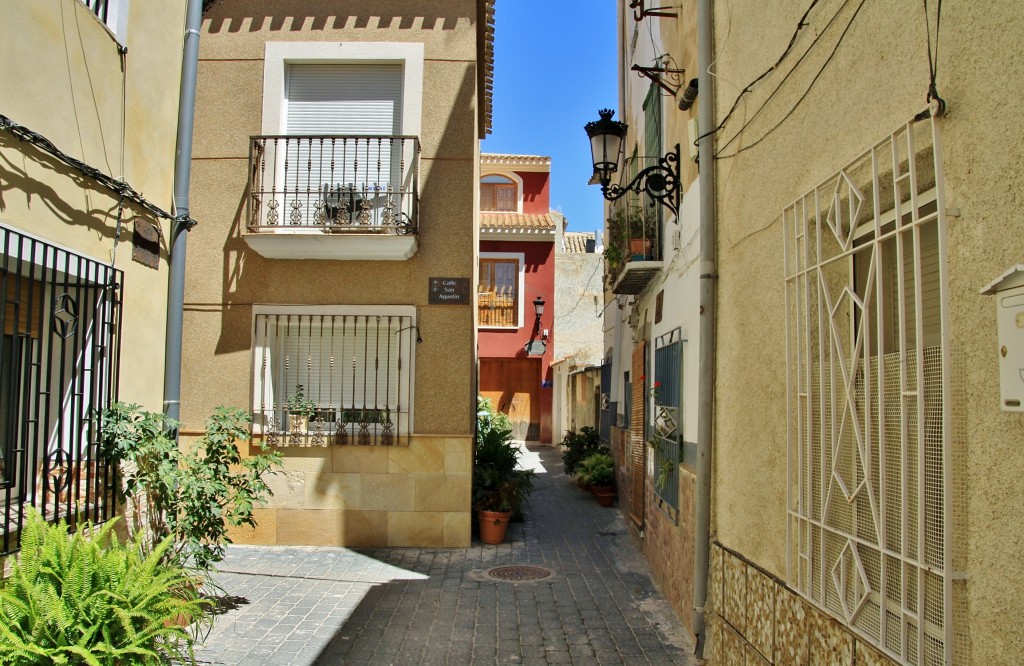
[{"xmin": 191, "ymin": 443, "xmax": 695, "ymax": 665}]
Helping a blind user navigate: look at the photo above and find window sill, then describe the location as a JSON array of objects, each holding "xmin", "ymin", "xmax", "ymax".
[
  {"xmin": 479, "ymin": 325, "xmax": 521, "ymax": 331},
  {"xmin": 243, "ymin": 233, "xmax": 418, "ymax": 260}
]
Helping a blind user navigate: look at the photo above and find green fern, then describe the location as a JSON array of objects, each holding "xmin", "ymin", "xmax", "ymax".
[{"xmin": 0, "ymin": 509, "xmax": 210, "ymax": 665}]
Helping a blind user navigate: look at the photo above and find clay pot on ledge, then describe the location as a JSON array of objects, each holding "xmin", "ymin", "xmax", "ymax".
[
  {"xmin": 590, "ymin": 485, "xmax": 616, "ymax": 507},
  {"xmin": 478, "ymin": 510, "xmax": 512, "ymax": 544}
]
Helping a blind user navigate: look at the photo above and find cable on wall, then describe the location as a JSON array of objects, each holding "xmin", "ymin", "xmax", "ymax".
[
  {"xmin": 714, "ymin": 0, "xmax": 853, "ymax": 156},
  {"xmin": 694, "ymin": 0, "xmax": 823, "ymax": 146},
  {"xmin": 922, "ymin": 0, "xmax": 945, "ymax": 115},
  {"xmin": 0, "ymin": 114, "xmax": 173, "ymax": 221},
  {"xmin": 714, "ymin": 0, "xmax": 868, "ymax": 160}
]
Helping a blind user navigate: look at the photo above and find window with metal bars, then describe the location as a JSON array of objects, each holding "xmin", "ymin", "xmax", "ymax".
[
  {"xmin": 252, "ymin": 307, "xmax": 416, "ymax": 446},
  {"xmin": 0, "ymin": 226, "xmax": 123, "ymax": 556},
  {"xmin": 80, "ymin": 0, "xmax": 127, "ymax": 41},
  {"xmin": 653, "ymin": 332, "xmax": 681, "ymax": 511},
  {"xmin": 783, "ymin": 117, "xmax": 950, "ymax": 665}
]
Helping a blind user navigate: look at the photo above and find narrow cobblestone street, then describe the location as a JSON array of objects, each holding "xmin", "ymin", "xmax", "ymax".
[{"xmin": 192, "ymin": 443, "xmax": 695, "ymax": 665}]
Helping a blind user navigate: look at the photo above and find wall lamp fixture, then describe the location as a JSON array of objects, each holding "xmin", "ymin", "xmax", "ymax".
[
  {"xmin": 524, "ymin": 296, "xmax": 547, "ymax": 356},
  {"xmin": 584, "ymin": 109, "xmax": 681, "ymax": 218}
]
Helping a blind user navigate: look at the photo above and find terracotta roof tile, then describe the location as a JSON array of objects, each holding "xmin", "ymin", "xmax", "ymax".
[
  {"xmin": 479, "ymin": 213, "xmax": 558, "ymax": 231},
  {"xmin": 562, "ymin": 232, "xmax": 596, "ymax": 253}
]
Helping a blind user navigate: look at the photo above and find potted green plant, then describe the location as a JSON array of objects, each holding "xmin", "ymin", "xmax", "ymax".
[
  {"xmin": 474, "ymin": 397, "xmax": 535, "ymax": 544},
  {"xmin": 285, "ymin": 384, "xmax": 316, "ymax": 432},
  {"xmin": 608, "ymin": 204, "xmax": 652, "ymax": 261},
  {"xmin": 577, "ymin": 452, "xmax": 616, "ymax": 506}
]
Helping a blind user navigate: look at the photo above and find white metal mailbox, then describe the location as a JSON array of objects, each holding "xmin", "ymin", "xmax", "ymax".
[{"xmin": 981, "ymin": 264, "xmax": 1024, "ymax": 411}]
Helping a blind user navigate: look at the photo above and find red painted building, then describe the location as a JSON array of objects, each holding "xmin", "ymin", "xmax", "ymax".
[{"xmin": 478, "ymin": 154, "xmax": 559, "ymax": 443}]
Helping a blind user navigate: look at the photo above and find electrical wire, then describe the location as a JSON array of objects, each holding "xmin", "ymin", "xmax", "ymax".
[
  {"xmin": 694, "ymin": 0, "xmax": 823, "ymax": 146},
  {"xmin": 715, "ymin": 0, "xmax": 868, "ymax": 160},
  {"xmin": 714, "ymin": 0, "xmax": 853, "ymax": 156},
  {"xmin": 923, "ymin": 0, "xmax": 945, "ymax": 111},
  {"xmin": 0, "ymin": 114, "xmax": 173, "ymax": 220}
]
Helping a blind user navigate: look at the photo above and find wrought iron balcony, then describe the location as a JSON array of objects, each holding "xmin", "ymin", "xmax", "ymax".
[
  {"xmin": 245, "ymin": 135, "xmax": 419, "ymax": 260},
  {"xmin": 604, "ymin": 195, "xmax": 662, "ymax": 295}
]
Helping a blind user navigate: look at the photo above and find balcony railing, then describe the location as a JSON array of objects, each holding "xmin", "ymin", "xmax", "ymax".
[
  {"xmin": 248, "ymin": 135, "xmax": 419, "ymax": 235},
  {"xmin": 604, "ymin": 195, "xmax": 662, "ymax": 295}
]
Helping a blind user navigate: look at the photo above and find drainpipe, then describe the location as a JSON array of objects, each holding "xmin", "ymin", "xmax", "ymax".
[
  {"xmin": 163, "ymin": 0, "xmax": 202, "ymax": 426},
  {"xmin": 693, "ymin": 0, "xmax": 716, "ymax": 657}
]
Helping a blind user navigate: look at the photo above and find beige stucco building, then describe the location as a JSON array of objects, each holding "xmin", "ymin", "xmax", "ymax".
[
  {"xmin": 183, "ymin": 1, "xmax": 494, "ymax": 548},
  {"xmin": 0, "ymin": 0, "xmax": 189, "ymax": 556},
  {"xmin": 602, "ymin": 1, "xmax": 1024, "ymax": 664}
]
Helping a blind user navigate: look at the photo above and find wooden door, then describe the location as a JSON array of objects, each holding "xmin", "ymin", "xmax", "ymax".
[{"xmin": 479, "ymin": 359, "xmax": 541, "ymax": 441}]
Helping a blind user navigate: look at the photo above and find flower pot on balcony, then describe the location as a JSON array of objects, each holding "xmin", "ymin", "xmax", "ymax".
[
  {"xmin": 629, "ymin": 238, "xmax": 653, "ymax": 261},
  {"xmin": 478, "ymin": 510, "xmax": 512, "ymax": 545}
]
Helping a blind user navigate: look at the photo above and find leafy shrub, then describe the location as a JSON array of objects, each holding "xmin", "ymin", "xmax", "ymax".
[
  {"xmin": 100, "ymin": 402, "xmax": 283, "ymax": 571},
  {"xmin": 577, "ymin": 452, "xmax": 615, "ymax": 488},
  {"xmin": 476, "ymin": 395, "xmax": 512, "ymax": 445},
  {"xmin": 0, "ymin": 510, "xmax": 209, "ymax": 665},
  {"xmin": 561, "ymin": 427, "xmax": 608, "ymax": 476},
  {"xmin": 473, "ymin": 420, "xmax": 535, "ymax": 516}
]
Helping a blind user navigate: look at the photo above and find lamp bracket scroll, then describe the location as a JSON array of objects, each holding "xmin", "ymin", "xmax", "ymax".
[
  {"xmin": 629, "ymin": 0, "xmax": 678, "ymax": 21},
  {"xmin": 631, "ymin": 64, "xmax": 686, "ymax": 96},
  {"xmin": 601, "ymin": 143, "xmax": 681, "ymax": 218}
]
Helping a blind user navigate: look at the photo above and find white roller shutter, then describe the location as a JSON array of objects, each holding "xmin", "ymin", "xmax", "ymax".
[
  {"xmin": 282, "ymin": 65, "xmax": 403, "ymax": 224},
  {"xmin": 285, "ymin": 64, "xmax": 402, "ymax": 136}
]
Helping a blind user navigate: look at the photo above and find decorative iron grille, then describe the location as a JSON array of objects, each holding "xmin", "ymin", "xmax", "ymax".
[
  {"xmin": 783, "ymin": 115, "xmax": 951, "ymax": 665},
  {"xmin": 82, "ymin": 0, "xmax": 109, "ymax": 23},
  {"xmin": 0, "ymin": 227, "xmax": 122, "ymax": 556},
  {"xmin": 248, "ymin": 135, "xmax": 419, "ymax": 235},
  {"xmin": 252, "ymin": 311, "xmax": 415, "ymax": 447},
  {"xmin": 653, "ymin": 330, "xmax": 681, "ymax": 511}
]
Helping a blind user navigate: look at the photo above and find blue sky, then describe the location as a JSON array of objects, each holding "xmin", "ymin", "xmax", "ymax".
[{"xmin": 480, "ymin": 0, "xmax": 617, "ymax": 234}]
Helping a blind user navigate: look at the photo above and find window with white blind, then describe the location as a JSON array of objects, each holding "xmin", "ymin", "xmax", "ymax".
[
  {"xmin": 478, "ymin": 253, "xmax": 524, "ymax": 328},
  {"xmin": 280, "ymin": 64, "xmax": 403, "ymax": 227},
  {"xmin": 784, "ymin": 117, "xmax": 951, "ymax": 665},
  {"xmin": 252, "ymin": 306, "xmax": 416, "ymax": 446}
]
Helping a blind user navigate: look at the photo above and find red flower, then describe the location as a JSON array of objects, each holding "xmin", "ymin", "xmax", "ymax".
[{"xmin": 654, "ymin": 381, "xmax": 662, "ymax": 388}]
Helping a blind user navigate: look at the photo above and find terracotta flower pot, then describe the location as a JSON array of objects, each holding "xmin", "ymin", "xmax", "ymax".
[
  {"xmin": 478, "ymin": 510, "xmax": 512, "ymax": 544},
  {"xmin": 591, "ymin": 485, "xmax": 615, "ymax": 507},
  {"xmin": 629, "ymin": 238, "xmax": 652, "ymax": 260}
]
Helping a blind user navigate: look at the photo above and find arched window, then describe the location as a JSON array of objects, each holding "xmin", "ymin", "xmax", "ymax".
[{"xmin": 480, "ymin": 174, "xmax": 517, "ymax": 212}]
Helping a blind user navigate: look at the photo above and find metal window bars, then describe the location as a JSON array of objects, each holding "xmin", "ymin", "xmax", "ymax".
[
  {"xmin": 252, "ymin": 312, "xmax": 414, "ymax": 447},
  {"xmin": 783, "ymin": 114, "xmax": 951, "ymax": 665},
  {"xmin": 248, "ymin": 135, "xmax": 419, "ymax": 235},
  {"xmin": 0, "ymin": 226, "xmax": 122, "ymax": 556}
]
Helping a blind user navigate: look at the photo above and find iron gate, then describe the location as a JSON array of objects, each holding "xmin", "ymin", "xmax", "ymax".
[{"xmin": 0, "ymin": 227, "xmax": 122, "ymax": 555}]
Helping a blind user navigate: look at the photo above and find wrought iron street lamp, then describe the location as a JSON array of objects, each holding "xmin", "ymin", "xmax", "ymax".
[{"xmin": 584, "ymin": 108, "xmax": 681, "ymax": 217}]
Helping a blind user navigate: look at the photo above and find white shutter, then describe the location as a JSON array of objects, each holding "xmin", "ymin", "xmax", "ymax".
[
  {"xmin": 276, "ymin": 316, "xmax": 401, "ymax": 410},
  {"xmin": 285, "ymin": 64, "xmax": 402, "ymax": 136},
  {"xmin": 283, "ymin": 65, "xmax": 403, "ymax": 223}
]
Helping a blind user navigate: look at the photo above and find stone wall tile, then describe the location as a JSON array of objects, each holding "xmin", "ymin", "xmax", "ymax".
[
  {"xmin": 710, "ymin": 543, "xmax": 724, "ymax": 614},
  {"xmin": 854, "ymin": 639, "xmax": 898, "ymax": 666},
  {"xmin": 388, "ymin": 511, "xmax": 444, "ymax": 547},
  {"xmin": 746, "ymin": 643, "xmax": 771, "ymax": 666},
  {"xmin": 808, "ymin": 604, "xmax": 854, "ymax": 666},
  {"xmin": 722, "ymin": 550, "xmax": 748, "ymax": 633},
  {"xmin": 719, "ymin": 620, "xmax": 746, "ymax": 666},
  {"xmin": 745, "ymin": 567, "xmax": 776, "ymax": 660},
  {"xmin": 774, "ymin": 588, "xmax": 809, "ymax": 665}
]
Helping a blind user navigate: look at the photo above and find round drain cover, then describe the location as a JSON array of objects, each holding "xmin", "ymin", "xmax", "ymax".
[{"xmin": 486, "ymin": 565, "xmax": 554, "ymax": 582}]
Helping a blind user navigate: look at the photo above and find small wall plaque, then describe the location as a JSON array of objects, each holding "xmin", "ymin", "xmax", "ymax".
[
  {"xmin": 132, "ymin": 218, "xmax": 161, "ymax": 269},
  {"xmin": 524, "ymin": 340, "xmax": 547, "ymax": 356},
  {"xmin": 429, "ymin": 277, "xmax": 470, "ymax": 304}
]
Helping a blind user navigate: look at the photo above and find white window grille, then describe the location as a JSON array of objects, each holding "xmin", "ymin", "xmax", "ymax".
[
  {"xmin": 783, "ymin": 115, "xmax": 952, "ymax": 665},
  {"xmin": 251, "ymin": 306, "xmax": 416, "ymax": 446}
]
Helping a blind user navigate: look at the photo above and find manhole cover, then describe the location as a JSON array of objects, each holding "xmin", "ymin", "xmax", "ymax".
[{"xmin": 485, "ymin": 565, "xmax": 554, "ymax": 582}]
